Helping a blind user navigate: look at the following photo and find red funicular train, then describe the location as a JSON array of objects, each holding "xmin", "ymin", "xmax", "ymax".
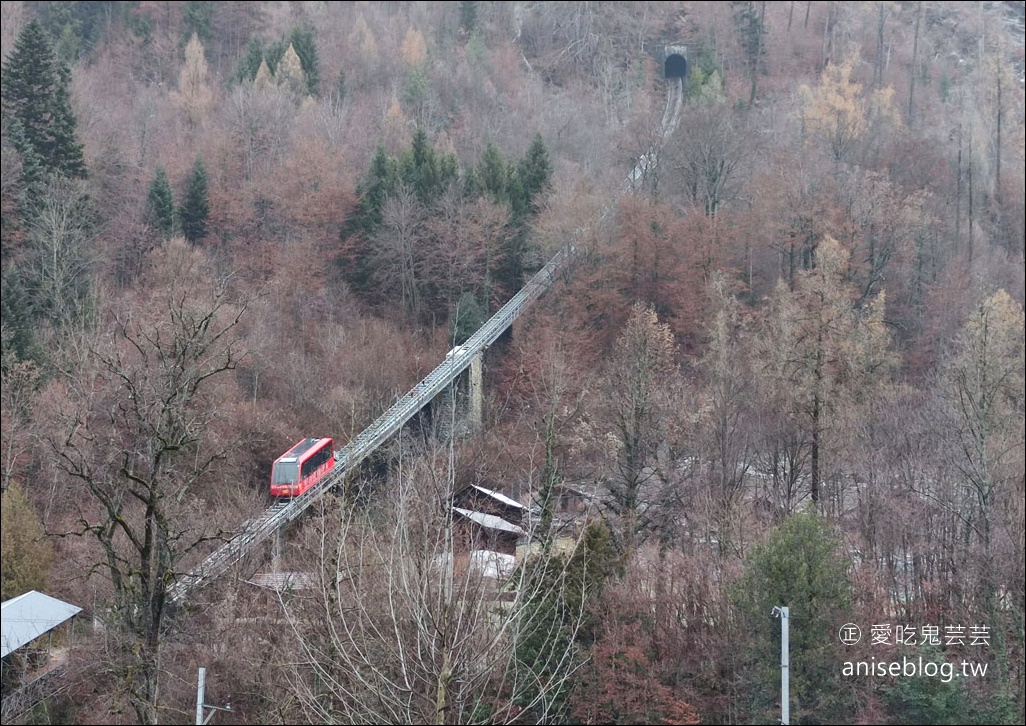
[{"xmin": 270, "ymin": 438, "xmax": 335, "ymax": 497}]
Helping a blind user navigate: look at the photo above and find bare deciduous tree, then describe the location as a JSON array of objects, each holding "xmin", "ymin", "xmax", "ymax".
[
  {"xmin": 666, "ymin": 104, "xmax": 753, "ymax": 217},
  {"xmin": 23, "ymin": 176, "xmax": 95, "ymax": 331},
  {"xmin": 371, "ymin": 185, "xmax": 428, "ymax": 318},
  {"xmin": 282, "ymin": 437, "xmax": 594, "ymax": 725},
  {"xmin": 40, "ymin": 238, "xmax": 250, "ymax": 725}
]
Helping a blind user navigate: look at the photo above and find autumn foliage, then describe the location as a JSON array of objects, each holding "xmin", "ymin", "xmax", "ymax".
[{"xmin": 0, "ymin": 2, "xmax": 1023, "ymax": 725}]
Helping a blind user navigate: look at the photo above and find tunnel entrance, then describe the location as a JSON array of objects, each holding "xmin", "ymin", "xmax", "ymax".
[{"xmin": 664, "ymin": 53, "xmax": 687, "ymax": 78}]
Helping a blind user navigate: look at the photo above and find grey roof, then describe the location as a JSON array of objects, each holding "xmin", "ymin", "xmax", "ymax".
[
  {"xmin": 1, "ymin": 591, "xmax": 82, "ymax": 658},
  {"xmin": 453, "ymin": 507, "xmax": 525, "ymax": 535}
]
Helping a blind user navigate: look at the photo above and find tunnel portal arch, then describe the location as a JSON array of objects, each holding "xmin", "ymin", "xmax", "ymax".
[{"xmin": 664, "ymin": 53, "xmax": 687, "ymax": 78}]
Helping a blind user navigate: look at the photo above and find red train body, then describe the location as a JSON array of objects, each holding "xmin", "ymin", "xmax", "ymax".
[{"xmin": 270, "ymin": 437, "xmax": 335, "ymax": 497}]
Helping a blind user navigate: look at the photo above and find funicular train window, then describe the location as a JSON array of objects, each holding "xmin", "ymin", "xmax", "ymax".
[
  {"xmin": 301, "ymin": 443, "xmax": 331, "ymax": 479},
  {"xmin": 273, "ymin": 461, "xmax": 298, "ymax": 484}
]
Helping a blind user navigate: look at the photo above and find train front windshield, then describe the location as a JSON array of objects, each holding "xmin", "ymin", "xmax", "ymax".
[{"xmin": 272, "ymin": 461, "xmax": 298, "ymax": 485}]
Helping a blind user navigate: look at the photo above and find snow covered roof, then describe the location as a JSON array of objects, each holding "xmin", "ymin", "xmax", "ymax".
[
  {"xmin": 470, "ymin": 485, "xmax": 527, "ymax": 511},
  {"xmin": 453, "ymin": 507, "xmax": 525, "ymax": 535},
  {"xmin": 1, "ymin": 591, "xmax": 82, "ymax": 658}
]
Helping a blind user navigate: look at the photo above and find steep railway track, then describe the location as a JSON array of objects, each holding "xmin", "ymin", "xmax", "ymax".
[{"xmin": 169, "ymin": 76, "xmax": 686, "ymax": 608}]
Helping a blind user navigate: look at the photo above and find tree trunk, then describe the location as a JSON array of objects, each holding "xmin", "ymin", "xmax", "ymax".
[
  {"xmin": 907, "ymin": 2, "xmax": 922, "ymax": 124},
  {"xmin": 749, "ymin": 1, "xmax": 767, "ymax": 107},
  {"xmin": 875, "ymin": 3, "xmax": 886, "ymax": 88},
  {"xmin": 995, "ymin": 65, "xmax": 1002, "ymax": 202}
]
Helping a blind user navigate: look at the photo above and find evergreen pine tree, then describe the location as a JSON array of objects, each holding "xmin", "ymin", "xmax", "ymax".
[
  {"xmin": 146, "ymin": 164, "xmax": 176, "ymax": 238},
  {"xmin": 178, "ymin": 157, "xmax": 209, "ymax": 243},
  {"xmin": 732, "ymin": 0, "xmax": 766, "ymax": 104},
  {"xmin": 476, "ymin": 142, "xmax": 510, "ymax": 203},
  {"xmin": 398, "ymin": 128, "xmax": 459, "ymax": 204},
  {"xmin": 730, "ymin": 508, "xmax": 855, "ymax": 724},
  {"xmin": 37, "ymin": 1, "xmax": 114, "ymax": 64},
  {"xmin": 0, "ymin": 266, "xmax": 37, "ymax": 370},
  {"xmin": 1, "ymin": 19, "xmax": 87, "ymax": 179},
  {"xmin": 363, "ymin": 145, "xmax": 394, "ymax": 228},
  {"xmin": 492, "ymin": 134, "xmax": 551, "ymax": 294},
  {"xmin": 340, "ymin": 145, "xmax": 394, "ymax": 296},
  {"xmin": 234, "ymin": 36, "xmax": 265, "ymax": 84},
  {"xmin": 182, "ymin": 1, "xmax": 214, "ymax": 43},
  {"xmin": 1, "ymin": 481, "xmax": 53, "ymax": 602},
  {"xmin": 264, "ymin": 38, "xmax": 287, "ymax": 76},
  {"xmin": 498, "ymin": 172, "xmax": 530, "ymax": 294},
  {"xmin": 459, "ymin": 1, "xmax": 478, "ymax": 36},
  {"xmin": 437, "ymin": 150, "xmax": 459, "ymax": 191},
  {"xmin": 289, "ymin": 27, "xmax": 320, "ymax": 95},
  {"xmin": 514, "ymin": 520, "xmax": 619, "ymax": 722},
  {"xmin": 451, "ymin": 291, "xmax": 486, "ymax": 345},
  {"xmin": 515, "ymin": 133, "xmax": 552, "ymax": 219},
  {"xmin": 5, "ymin": 119, "xmax": 47, "ymax": 199},
  {"xmin": 403, "ymin": 128, "xmax": 440, "ymax": 202}
]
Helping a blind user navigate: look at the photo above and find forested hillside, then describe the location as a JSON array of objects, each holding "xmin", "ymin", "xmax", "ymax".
[{"xmin": 1, "ymin": 2, "xmax": 1023, "ymax": 724}]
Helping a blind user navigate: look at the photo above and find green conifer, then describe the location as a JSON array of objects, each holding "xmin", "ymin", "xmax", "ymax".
[
  {"xmin": 179, "ymin": 157, "xmax": 209, "ymax": 243},
  {"xmin": 1, "ymin": 19, "xmax": 87, "ymax": 179},
  {"xmin": 515, "ymin": 133, "xmax": 552, "ymax": 219},
  {"xmin": 0, "ymin": 267, "xmax": 37, "ymax": 369},
  {"xmin": 289, "ymin": 27, "xmax": 320, "ymax": 95},
  {"xmin": 146, "ymin": 164, "xmax": 176, "ymax": 238},
  {"xmin": 476, "ymin": 143, "xmax": 510, "ymax": 203},
  {"xmin": 234, "ymin": 36, "xmax": 265, "ymax": 85}
]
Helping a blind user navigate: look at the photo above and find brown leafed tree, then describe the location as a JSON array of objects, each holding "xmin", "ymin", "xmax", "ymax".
[
  {"xmin": 694, "ymin": 272, "xmax": 759, "ymax": 553},
  {"xmin": 420, "ymin": 188, "xmax": 505, "ymax": 315},
  {"xmin": 937, "ymin": 288, "xmax": 1025, "ymax": 608},
  {"xmin": 570, "ymin": 583, "xmax": 701, "ymax": 725},
  {"xmin": 169, "ymin": 33, "xmax": 214, "ymax": 127},
  {"xmin": 22, "ymin": 176, "xmax": 95, "ymax": 332},
  {"xmin": 600, "ymin": 302, "xmax": 680, "ymax": 556},
  {"xmin": 835, "ymin": 166, "xmax": 930, "ymax": 304},
  {"xmin": 666, "ymin": 102, "xmax": 753, "ymax": 218},
  {"xmin": 753, "ymin": 235, "xmax": 896, "ymax": 509},
  {"xmin": 568, "ymin": 196, "xmax": 725, "ymax": 358},
  {"xmin": 797, "ymin": 56, "xmax": 898, "ymax": 163},
  {"xmin": 1, "ymin": 358, "xmax": 39, "ymax": 494},
  {"xmin": 276, "ymin": 43, "xmax": 307, "ymax": 100}
]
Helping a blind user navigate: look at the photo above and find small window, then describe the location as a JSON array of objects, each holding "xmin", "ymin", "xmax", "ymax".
[{"xmin": 301, "ymin": 444, "xmax": 332, "ymax": 479}]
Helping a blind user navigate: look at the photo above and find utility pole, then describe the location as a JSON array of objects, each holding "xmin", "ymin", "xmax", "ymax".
[
  {"xmin": 771, "ymin": 606, "xmax": 790, "ymax": 725},
  {"xmin": 195, "ymin": 668, "xmax": 232, "ymax": 725}
]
